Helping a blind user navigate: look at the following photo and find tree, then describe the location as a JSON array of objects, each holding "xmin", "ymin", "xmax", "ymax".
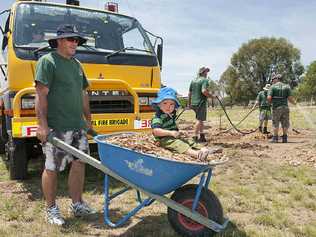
[
  {"xmin": 295, "ymin": 61, "xmax": 316, "ymax": 101},
  {"xmin": 220, "ymin": 37, "xmax": 304, "ymax": 104}
]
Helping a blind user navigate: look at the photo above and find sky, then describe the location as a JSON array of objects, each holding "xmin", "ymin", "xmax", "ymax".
[{"xmin": 1, "ymin": 0, "xmax": 316, "ymax": 95}]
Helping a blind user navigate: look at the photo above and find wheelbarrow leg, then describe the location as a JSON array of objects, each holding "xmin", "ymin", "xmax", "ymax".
[
  {"xmin": 103, "ymin": 174, "xmax": 152, "ymax": 227},
  {"xmin": 192, "ymin": 169, "xmax": 212, "ymax": 211}
]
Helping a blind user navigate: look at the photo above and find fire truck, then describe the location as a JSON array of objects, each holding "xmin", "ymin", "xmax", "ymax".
[{"xmin": 0, "ymin": 0, "xmax": 163, "ymax": 179}]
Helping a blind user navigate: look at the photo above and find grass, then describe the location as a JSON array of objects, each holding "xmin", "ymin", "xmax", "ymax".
[
  {"xmin": 180, "ymin": 104, "xmax": 316, "ymax": 130},
  {"xmin": 0, "ymin": 105, "xmax": 315, "ymax": 236}
]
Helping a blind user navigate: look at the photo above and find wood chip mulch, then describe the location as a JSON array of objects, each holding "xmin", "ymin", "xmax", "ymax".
[{"xmin": 103, "ymin": 133, "xmax": 225, "ymax": 164}]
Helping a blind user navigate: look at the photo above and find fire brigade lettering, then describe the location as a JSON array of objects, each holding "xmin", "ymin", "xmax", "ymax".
[{"xmin": 92, "ymin": 119, "xmax": 129, "ymax": 127}]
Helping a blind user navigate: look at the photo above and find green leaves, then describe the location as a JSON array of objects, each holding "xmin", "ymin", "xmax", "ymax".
[
  {"xmin": 220, "ymin": 37, "xmax": 304, "ymax": 104},
  {"xmin": 296, "ymin": 61, "xmax": 316, "ymax": 101}
]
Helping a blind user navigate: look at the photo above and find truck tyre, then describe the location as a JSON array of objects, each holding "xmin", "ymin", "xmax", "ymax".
[
  {"xmin": 167, "ymin": 184, "xmax": 223, "ymax": 237},
  {"xmin": 9, "ymin": 138, "xmax": 28, "ymax": 180},
  {"xmin": 0, "ymin": 113, "xmax": 8, "ymax": 154}
]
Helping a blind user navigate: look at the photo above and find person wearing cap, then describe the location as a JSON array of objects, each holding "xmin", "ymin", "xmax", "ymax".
[
  {"xmin": 188, "ymin": 66, "xmax": 214, "ymax": 142},
  {"xmin": 35, "ymin": 24, "xmax": 95, "ymax": 226},
  {"xmin": 267, "ymin": 73, "xmax": 296, "ymax": 143},
  {"xmin": 151, "ymin": 87, "xmax": 221, "ymax": 161},
  {"xmin": 252, "ymin": 84, "xmax": 272, "ymax": 134}
]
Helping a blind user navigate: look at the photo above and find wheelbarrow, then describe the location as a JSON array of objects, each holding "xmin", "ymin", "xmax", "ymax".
[{"xmin": 49, "ymin": 132, "xmax": 229, "ymax": 237}]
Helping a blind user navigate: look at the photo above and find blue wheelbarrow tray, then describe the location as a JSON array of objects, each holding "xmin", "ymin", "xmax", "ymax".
[
  {"xmin": 95, "ymin": 134, "xmax": 211, "ymax": 195},
  {"xmin": 49, "ymin": 133, "xmax": 229, "ymax": 233}
]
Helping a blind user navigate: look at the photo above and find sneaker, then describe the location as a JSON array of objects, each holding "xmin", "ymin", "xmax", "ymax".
[
  {"xmin": 47, "ymin": 205, "xmax": 65, "ymax": 226},
  {"xmin": 70, "ymin": 201, "xmax": 96, "ymax": 217}
]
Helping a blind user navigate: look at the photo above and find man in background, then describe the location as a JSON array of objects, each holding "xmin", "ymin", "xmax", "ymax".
[
  {"xmin": 267, "ymin": 74, "xmax": 296, "ymax": 143},
  {"xmin": 253, "ymin": 84, "xmax": 271, "ymax": 134},
  {"xmin": 188, "ymin": 66, "xmax": 214, "ymax": 143}
]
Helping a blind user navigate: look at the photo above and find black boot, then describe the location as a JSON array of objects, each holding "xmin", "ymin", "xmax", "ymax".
[
  {"xmin": 282, "ymin": 134, "xmax": 288, "ymax": 143},
  {"xmin": 271, "ymin": 135, "xmax": 278, "ymax": 143},
  {"xmin": 198, "ymin": 133, "xmax": 207, "ymax": 143},
  {"xmin": 193, "ymin": 136, "xmax": 199, "ymax": 143},
  {"xmin": 259, "ymin": 126, "xmax": 262, "ymax": 133},
  {"xmin": 263, "ymin": 127, "xmax": 268, "ymax": 134}
]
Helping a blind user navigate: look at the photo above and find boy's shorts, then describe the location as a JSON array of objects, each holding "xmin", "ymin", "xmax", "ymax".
[
  {"xmin": 159, "ymin": 137, "xmax": 202, "ymax": 154},
  {"xmin": 192, "ymin": 103, "xmax": 207, "ymax": 121},
  {"xmin": 42, "ymin": 129, "xmax": 89, "ymax": 172},
  {"xmin": 259, "ymin": 109, "xmax": 271, "ymax": 121}
]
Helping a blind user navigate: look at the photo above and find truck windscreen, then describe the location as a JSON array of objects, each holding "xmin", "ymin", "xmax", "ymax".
[{"xmin": 13, "ymin": 3, "xmax": 154, "ymax": 55}]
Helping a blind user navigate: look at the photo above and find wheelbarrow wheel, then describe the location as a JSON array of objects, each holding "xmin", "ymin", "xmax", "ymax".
[{"xmin": 167, "ymin": 184, "xmax": 223, "ymax": 237}]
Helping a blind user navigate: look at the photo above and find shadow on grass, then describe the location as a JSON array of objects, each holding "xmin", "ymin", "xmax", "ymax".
[
  {"xmin": 9, "ymin": 154, "xmax": 127, "ymax": 201},
  {"xmin": 113, "ymin": 213, "xmax": 178, "ymax": 237},
  {"xmin": 60, "ymin": 208, "xmax": 133, "ymax": 234},
  {"xmin": 111, "ymin": 215, "xmax": 248, "ymax": 237}
]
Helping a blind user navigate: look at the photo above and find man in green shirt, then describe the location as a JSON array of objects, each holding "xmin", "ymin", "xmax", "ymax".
[
  {"xmin": 35, "ymin": 24, "xmax": 95, "ymax": 226},
  {"xmin": 253, "ymin": 84, "xmax": 271, "ymax": 134},
  {"xmin": 188, "ymin": 66, "xmax": 214, "ymax": 142},
  {"xmin": 267, "ymin": 74, "xmax": 296, "ymax": 143}
]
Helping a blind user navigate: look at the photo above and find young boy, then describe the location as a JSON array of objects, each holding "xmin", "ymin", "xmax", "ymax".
[{"xmin": 151, "ymin": 87, "xmax": 211, "ymax": 161}]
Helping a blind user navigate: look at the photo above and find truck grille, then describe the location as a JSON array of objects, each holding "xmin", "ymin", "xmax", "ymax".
[{"xmin": 89, "ymin": 100, "xmax": 133, "ymax": 113}]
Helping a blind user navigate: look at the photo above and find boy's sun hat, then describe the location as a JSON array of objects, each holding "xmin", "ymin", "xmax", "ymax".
[{"xmin": 151, "ymin": 87, "xmax": 180, "ymax": 108}]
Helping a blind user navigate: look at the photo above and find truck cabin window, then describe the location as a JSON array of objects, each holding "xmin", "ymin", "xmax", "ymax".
[{"xmin": 13, "ymin": 3, "xmax": 154, "ymax": 55}]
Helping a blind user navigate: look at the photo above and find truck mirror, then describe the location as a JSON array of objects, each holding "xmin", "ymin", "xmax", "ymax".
[{"xmin": 157, "ymin": 43, "xmax": 163, "ymax": 70}]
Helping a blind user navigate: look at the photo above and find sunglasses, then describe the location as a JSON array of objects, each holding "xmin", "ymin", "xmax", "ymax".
[{"xmin": 65, "ymin": 37, "xmax": 79, "ymax": 43}]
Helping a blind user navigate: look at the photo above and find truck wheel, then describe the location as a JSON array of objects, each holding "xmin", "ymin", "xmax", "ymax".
[
  {"xmin": 167, "ymin": 184, "xmax": 223, "ymax": 237},
  {"xmin": 8, "ymin": 138, "xmax": 28, "ymax": 180},
  {"xmin": 0, "ymin": 113, "xmax": 8, "ymax": 154}
]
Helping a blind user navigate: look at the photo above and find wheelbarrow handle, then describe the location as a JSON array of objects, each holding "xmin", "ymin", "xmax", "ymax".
[{"xmin": 46, "ymin": 128, "xmax": 98, "ymax": 143}]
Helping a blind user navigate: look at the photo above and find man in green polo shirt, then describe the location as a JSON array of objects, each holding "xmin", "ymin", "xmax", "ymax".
[
  {"xmin": 267, "ymin": 73, "xmax": 296, "ymax": 143},
  {"xmin": 35, "ymin": 24, "xmax": 95, "ymax": 226},
  {"xmin": 188, "ymin": 66, "xmax": 214, "ymax": 143},
  {"xmin": 253, "ymin": 84, "xmax": 271, "ymax": 134}
]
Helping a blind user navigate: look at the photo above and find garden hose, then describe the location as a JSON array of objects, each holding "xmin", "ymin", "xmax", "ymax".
[
  {"xmin": 175, "ymin": 96, "xmax": 258, "ymax": 135},
  {"xmin": 215, "ymin": 96, "xmax": 258, "ymax": 135}
]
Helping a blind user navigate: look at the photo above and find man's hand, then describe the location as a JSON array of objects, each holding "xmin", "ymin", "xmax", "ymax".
[{"xmin": 36, "ymin": 125, "xmax": 50, "ymax": 143}]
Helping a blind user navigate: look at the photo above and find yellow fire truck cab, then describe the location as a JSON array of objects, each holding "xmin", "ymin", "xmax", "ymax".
[{"xmin": 0, "ymin": 0, "xmax": 163, "ymax": 179}]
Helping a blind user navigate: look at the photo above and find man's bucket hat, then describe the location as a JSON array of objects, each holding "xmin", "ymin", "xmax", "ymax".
[
  {"xmin": 263, "ymin": 84, "xmax": 271, "ymax": 91},
  {"xmin": 48, "ymin": 24, "xmax": 87, "ymax": 48},
  {"xmin": 198, "ymin": 66, "xmax": 210, "ymax": 75},
  {"xmin": 151, "ymin": 87, "xmax": 180, "ymax": 108}
]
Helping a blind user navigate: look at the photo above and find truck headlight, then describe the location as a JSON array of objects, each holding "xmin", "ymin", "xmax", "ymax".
[
  {"xmin": 139, "ymin": 97, "xmax": 149, "ymax": 105},
  {"xmin": 21, "ymin": 97, "xmax": 35, "ymax": 109}
]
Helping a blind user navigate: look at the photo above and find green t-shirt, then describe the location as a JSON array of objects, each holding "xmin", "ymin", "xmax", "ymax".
[
  {"xmin": 256, "ymin": 90, "xmax": 271, "ymax": 111},
  {"xmin": 268, "ymin": 82, "xmax": 292, "ymax": 109},
  {"xmin": 189, "ymin": 76, "xmax": 209, "ymax": 106},
  {"xmin": 35, "ymin": 52, "xmax": 89, "ymax": 131},
  {"xmin": 151, "ymin": 110, "xmax": 178, "ymax": 140}
]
